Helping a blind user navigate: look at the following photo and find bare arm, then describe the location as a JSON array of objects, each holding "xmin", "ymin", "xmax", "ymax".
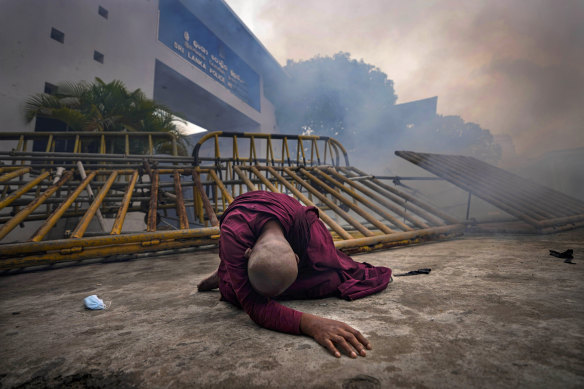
[{"xmin": 300, "ymin": 312, "xmax": 371, "ymax": 358}]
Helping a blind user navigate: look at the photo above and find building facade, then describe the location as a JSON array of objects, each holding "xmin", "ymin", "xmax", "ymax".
[{"xmin": 0, "ymin": 0, "xmax": 285, "ymax": 150}]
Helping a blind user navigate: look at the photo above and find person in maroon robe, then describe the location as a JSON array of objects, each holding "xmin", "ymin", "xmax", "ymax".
[{"xmin": 198, "ymin": 191, "xmax": 392, "ymax": 358}]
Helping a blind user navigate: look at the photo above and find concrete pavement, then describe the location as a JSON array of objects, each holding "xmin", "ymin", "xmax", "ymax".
[{"xmin": 1, "ymin": 229, "xmax": 583, "ymax": 388}]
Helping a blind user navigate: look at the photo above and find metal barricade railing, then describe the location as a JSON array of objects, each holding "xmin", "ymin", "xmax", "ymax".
[
  {"xmin": 193, "ymin": 131, "xmax": 350, "ymax": 167},
  {"xmin": 396, "ymin": 151, "xmax": 584, "ymax": 233},
  {"xmin": 0, "ymin": 131, "xmax": 466, "ymax": 270},
  {"xmin": 0, "ymin": 131, "xmax": 181, "ymax": 158}
]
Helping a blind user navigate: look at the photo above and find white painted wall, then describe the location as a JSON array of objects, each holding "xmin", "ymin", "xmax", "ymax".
[{"xmin": 0, "ymin": 0, "xmax": 278, "ymax": 152}]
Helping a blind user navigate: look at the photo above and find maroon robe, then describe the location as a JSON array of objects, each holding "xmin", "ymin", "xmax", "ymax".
[{"xmin": 218, "ymin": 191, "xmax": 392, "ymax": 334}]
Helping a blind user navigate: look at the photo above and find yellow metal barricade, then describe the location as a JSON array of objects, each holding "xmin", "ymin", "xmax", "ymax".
[{"xmin": 0, "ymin": 131, "xmax": 464, "ymax": 269}]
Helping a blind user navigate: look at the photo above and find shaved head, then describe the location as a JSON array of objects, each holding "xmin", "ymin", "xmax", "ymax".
[{"xmin": 247, "ymin": 223, "xmax": 299, "ymax": 297}]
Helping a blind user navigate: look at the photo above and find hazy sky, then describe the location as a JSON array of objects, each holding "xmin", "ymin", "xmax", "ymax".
[{"xmin": 226, "ymin": 0, "xmax": 584, "ymax": 159}]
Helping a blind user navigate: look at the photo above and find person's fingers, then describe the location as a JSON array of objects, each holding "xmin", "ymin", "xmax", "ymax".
[
  {"xmin": 333, "ymin": 335, "xmax": 357, "ymax": 358},
  {"xmin": 323, "ymin": 338, "xmax": 341, "ymax": 358},
  {"xmin": 345, "ymin": 332, "xmax": 367, "ymax": 357},
  {"xmin": 348, "ymin": 327, "xmax": 371, "ymax": 350}
]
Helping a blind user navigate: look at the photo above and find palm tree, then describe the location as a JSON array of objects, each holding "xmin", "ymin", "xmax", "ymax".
[{"xmin": 25, "ymin": 78, "xmax": 189, "ymax": 155}]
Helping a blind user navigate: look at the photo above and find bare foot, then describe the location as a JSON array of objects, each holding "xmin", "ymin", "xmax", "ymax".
[{"xmin": 197, "ymin": 270, "xmax": 219, "ymax": 291}]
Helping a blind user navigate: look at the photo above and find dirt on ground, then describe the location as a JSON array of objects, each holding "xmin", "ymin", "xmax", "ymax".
[{"xmin": 1, "ymin": 229, "xmax": 583, "ymax": 388}]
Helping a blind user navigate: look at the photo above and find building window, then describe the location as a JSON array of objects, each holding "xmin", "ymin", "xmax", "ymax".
[
  {"xmin": 98, "ymin": 6, "xmax": 108, "ymax": 19},
  {"xmin": 50, "ymin": 28, "xmax": 64, "ymax": 43},
  {"xmin": 44, "ymin": 82, "xmax": 58, "ymax": 95},
  {"xmin": 93, "ymin": 50, "xmax": 104, "ymax": 64}
]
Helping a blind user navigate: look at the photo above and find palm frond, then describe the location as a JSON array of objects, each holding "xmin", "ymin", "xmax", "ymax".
[
  {"xmin": 49, "ymin": 107, "xmax": 88, "ymax": 131},
  {"xmin": 24, "ymin": 94, "xmax": 62, "ymax": 122},
  {"xmin": 56, "ymin": 80, "xmax": 90, "ymax": 98},
  {"xmin": 23, "ymin": 77, "xmax": 186, "ymax": 154}
]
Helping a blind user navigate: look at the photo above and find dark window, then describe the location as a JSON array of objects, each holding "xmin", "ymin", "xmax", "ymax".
[
  {"xmin": 44, "ymin": 82, "xmax": 58, "ymax": 95},
  {"xmin": 98, "ymin": 6, "xmax": 108, "ymax": 19},
  {"xmin": 93, "ymin": 50, "xmax": 104, "ymax": 63},
  {"xmin": 33, "ymin": 117, "xmax": 70, "ymax": 152},
  {"xmin": 50, "ymin": 27, "xmax": 64, "ymax": 43},
  {"xmin": 34, "ymin": 82, "xmax": 72, "ymax": 153}
]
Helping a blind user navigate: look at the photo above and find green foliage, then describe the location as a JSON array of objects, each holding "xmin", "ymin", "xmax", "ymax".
[{"xmin": 25, "ymin": 78, "xmax": 188, "ymax": 155}]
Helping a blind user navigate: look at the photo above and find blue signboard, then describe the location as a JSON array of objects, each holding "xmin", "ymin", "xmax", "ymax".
[{"xmin": 158, "ymin": 0, "xmax": 261, "ymax": 112}]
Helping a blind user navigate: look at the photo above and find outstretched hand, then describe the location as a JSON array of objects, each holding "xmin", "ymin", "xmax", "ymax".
[{"xmin": 300, "ymin": 313, "xmax": 371, "ymax": 358}]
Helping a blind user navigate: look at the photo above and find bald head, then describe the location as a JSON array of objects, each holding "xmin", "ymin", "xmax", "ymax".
[{"xmin": 247, "ymin": 222, "xmax": 299, "ymax": 297}]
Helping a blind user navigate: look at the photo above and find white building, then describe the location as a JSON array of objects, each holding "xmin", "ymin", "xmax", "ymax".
[{"xmin": 0, "ymin": 0, "xmax": 285, "ymax": 147}]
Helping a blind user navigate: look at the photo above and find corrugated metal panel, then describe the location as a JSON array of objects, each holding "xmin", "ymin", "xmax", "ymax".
[{"xmin": 396, "ymin": 151, "xmax": 584, "ymax": 232}]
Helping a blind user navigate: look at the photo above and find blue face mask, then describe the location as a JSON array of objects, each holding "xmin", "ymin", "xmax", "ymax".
[{"xmin": 84, "ymin": 295, "xmax": 106, "ymax": 310}]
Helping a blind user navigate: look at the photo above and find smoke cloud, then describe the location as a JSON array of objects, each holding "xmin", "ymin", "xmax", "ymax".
[{"xmin": 226, "ymin": 0, "xmax": 584, "ymax": 160}]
